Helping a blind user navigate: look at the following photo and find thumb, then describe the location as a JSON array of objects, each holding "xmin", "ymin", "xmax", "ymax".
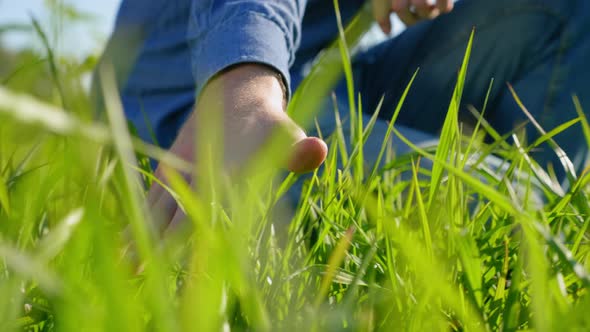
[
  {"xmin": 284, "ymin": 119, "xmax": 328, "ymax": 174},
  {"xmin": 288, "ymin": 136, "xmax": 328, "ymax": 173}
]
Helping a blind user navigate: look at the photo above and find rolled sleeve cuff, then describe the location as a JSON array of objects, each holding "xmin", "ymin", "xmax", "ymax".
[{"xmin": 189, "ymin": 12, "xmax": 292, "ymax": 100}]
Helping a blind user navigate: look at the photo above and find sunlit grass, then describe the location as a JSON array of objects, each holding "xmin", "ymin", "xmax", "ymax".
[{"xmin": 1, "ymin": 3, "xmax": 590, "ymax": 332}]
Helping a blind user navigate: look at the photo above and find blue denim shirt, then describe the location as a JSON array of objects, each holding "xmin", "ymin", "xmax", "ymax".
[{"xmin": 114, "ymin": 0, "xmax": 363, "ymax": 99}]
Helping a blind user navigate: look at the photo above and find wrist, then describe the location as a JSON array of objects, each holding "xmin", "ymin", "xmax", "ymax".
[{"xmin": 202, "ymin": 63, "xmax": 287, "ymax": 112}]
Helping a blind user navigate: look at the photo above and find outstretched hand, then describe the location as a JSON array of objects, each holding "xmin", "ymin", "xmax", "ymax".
[
  {"xmin": 146, "ymin": 64, "xmax": 328, "ymax": 233},
  {"xmin": 372, "ymin": 0, "xmax": 454, "ymax": 33}
]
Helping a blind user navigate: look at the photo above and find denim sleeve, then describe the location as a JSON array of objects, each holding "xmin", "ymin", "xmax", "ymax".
[{"xmin": 188, "ymin": 0, "xmax": 307, "ymax": 99}]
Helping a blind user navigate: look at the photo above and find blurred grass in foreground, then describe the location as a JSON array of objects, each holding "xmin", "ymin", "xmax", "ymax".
[{"xmin": 1, "ymin": 3, "xmax": 590, "ymax": 332}]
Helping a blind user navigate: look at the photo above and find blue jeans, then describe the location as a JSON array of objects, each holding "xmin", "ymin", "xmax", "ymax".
[
  {"xmin": 353, "ymin": 0, "xmax": 590, "ymax": 179},
  {"xmin": 112, "ymin": 0, "xmax": 590, "ymax": 179}
]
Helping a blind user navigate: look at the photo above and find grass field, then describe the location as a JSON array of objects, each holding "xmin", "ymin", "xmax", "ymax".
[{"xmin": 1, "ymin": 4, "xmax": 590, "ymax": 332}]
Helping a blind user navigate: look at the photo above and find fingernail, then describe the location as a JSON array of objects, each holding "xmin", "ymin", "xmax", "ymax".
[{"xmin": 379, "ymin": 21, "xmax": 391, "ymax": 35}]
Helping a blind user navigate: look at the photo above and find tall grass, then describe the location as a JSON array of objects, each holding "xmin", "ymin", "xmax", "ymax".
[{"xmin": 1, "ymin": 3, "xmax": 590, "ymax": 331}]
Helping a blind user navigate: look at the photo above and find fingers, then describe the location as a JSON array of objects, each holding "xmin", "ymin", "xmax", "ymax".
[
  {"xmin": 436, "ymin": 0, "xmax": 453, "ymax": 13},
  {"xmin": 410, "ymin": 0, "xmax": 436, "ymax": 18},
  {"xmin": 392, "ymin": 0, "xmax": 418, "ymax": 28},
  {"xmin": 374, "ymin": 0, "xmax": 454, "ymax": 29},
  {"xmin": 150, "ymin": 180, "xmax": 179, "ymax": 232},
  {"xmin": 147, "ymin": 165, "xmax": 191, "ymax": 232},
  {"xmin": 165, "ymin": 205, "xmax": 187, "ymax": 236},
  {"xmin": 288, "ymin": 137, "xmax": 329, "ymax": 174},
  {"xmin": 148, "ymin": 110, "xmax": 328, "ymax": 235},
  {"xmin": 276, "ymin": 111, "xmax": 328, "ymax": 174},
  {"xmin": 391, "ymin": 0, "xmax": 407, "ymax": 12},
  {"xmin": 372, "ymin": 0, "xmax": 393, "ymax": 34},
  {"xmin": 392, "ymin": 0, "xmax": 453, "ymax": 27},
  {"xmin": 146, "ymin": 167, "xmax": 173, "ymax": 232},
  {"xmin": 396, "ymin": 7, "xmax": 420, "ymax": 26}
]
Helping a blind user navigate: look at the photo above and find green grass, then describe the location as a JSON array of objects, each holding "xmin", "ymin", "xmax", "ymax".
[{"xmin": 2, "ymin": 4, "xmax": 590, "ymax": 332}]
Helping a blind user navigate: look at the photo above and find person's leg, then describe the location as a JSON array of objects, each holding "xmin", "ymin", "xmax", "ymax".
[
  {"xmin": 492, "ymin": 0, "xmax": 590, "ymax": 177},
  {"xmin": 309, "ymin": 77, "xmax": 440, "ymax": 164},
  {"xmin": 355, "ymin": 0, "xmax": 585, "ymax": 177}
]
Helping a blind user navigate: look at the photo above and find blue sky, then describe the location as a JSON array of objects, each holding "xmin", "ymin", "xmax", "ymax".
[{"xmin": 0, "ymin": 0, "xmax": 121, "ymax": 57}]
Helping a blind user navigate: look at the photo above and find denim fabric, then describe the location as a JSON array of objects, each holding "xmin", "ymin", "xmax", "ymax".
[
  {"xmin": 107, "ymin": 0, "xmax": 590, "ymax": 177},
  {"xmin": 354, "ymin": 0, "xmax": 590, "ymax": 178},
  {"xmin": 109, "ymin": 0, "xmax": 362, "ymax": 149}
]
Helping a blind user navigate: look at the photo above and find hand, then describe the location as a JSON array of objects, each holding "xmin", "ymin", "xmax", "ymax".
[
  {"xmin": 372, "ymin": 0, "xmax": 454, "ymax": 33},
  {"xmin": 146, "ymin": 64, "xmax": 328, "ymax": 233}
]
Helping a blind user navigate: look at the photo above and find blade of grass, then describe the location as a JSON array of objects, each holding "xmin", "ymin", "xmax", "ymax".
[
  {"xmin": 393, "ymin": 126, "xmax": 521, "ymax": 217},
  {"xmin": 362, "ymin": 194, "xmax": 487, "ymax": 331},
  {"xmin": 0, "ymin": 240, "xmax": 61, "ymax": 295},
  {"xmin": 508, "ymin": 84, "xmax": 577, "ymax": 182},
  {"xmin": 368, "ymin": 70, "xmax": 420, "ymax": 181},
  {"xmin": 36, "ymin": 208, "xmax": 84, "ymax": 261},
  {"xmin": 314, "ymin": 227, "xmax": 356, "ymax": 308},
  {"xmin": 0, "ymin": 87, "xmax": 191, "ymax": 173},
  {"xmin": 0, "ymin": 173, "xmax": 10, "ymax": 215},
  {"xmin": 99, "ymin": 64, "xmax": 179, "ymax": 332},
  {"xmin": 411, "ymin": 158, "xmax": 433, "ymax": 259},
  {"xmin": 462, "ymin": 78, "xmax": 494, "ymax": 163},
  {"xmin": 288, "ymin": 3, "xmax": 373, "ymax": 128},
  {"xmin": 29, "ymin": 15, "xmax": 67, "ymax": 109},
  {"xmin": 428, "ymin": 29, "xmax": 475, "ymax": 209}
]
